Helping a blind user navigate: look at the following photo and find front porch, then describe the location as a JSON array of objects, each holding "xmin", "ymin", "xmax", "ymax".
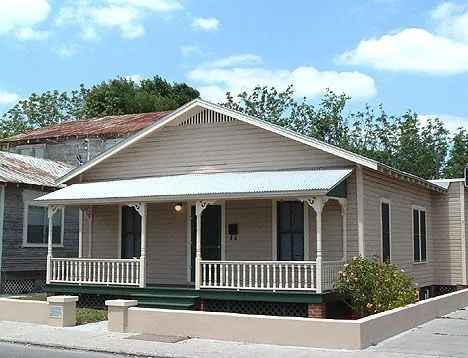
[{"xmin": 38, "ymin": 169, "xmax": 353, "ymax": 304}]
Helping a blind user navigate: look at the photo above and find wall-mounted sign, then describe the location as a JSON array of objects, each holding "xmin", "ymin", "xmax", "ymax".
[{"xmin": 49, "ymin": 305, "xmax": 63, "ymax": 319}]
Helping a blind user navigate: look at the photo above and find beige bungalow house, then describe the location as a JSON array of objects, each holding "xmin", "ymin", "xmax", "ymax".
[{"xmin": 36, "ymin": 99, "xmax": 468, "ymax": 318}]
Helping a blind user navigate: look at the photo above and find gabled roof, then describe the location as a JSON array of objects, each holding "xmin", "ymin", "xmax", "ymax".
[
  {"xmin": 0, "ymin": 151, "xmax": 75, "ymax": 188},
  {"xmin": 56, "ymin": 98, "xmax": 446, "ymax": 193},
  {"xmin": 0, "ymin": 110, "xmax": 172, "ymax": 143},
  {"xmin": 36, "ymin": 168, "xmax": 353, "ymax": 205}
]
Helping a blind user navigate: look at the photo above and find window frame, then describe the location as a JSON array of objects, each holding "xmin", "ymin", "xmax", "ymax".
[
  {"xmin": 22, "ymin": 202, "xmax": 65, "ymax": 248},
  {"xmin": 412, "ymin": 205, "xmax": 427, "ymax": 264},
  {"xmin": 380, "ymin": 197, "xmax": 391, "ymax": 262},
  {"xmin": 16, "ymin": 144, "xmax": 46, "ymax": 158}
]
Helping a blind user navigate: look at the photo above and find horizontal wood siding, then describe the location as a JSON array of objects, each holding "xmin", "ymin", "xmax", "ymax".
[
  {"xmin": 91, "ymin": 205, "xmax": 118, "ymax": 259},
  {"xmin": 146, "ymin": 203, "xmax": 187, "ymax": 285},
  {"xmin": 225, "ymin": 200, "xmax": 272, "ymax": 261},
  {"xmin": 465, "ymin": 187, "xmax": 468, "ymax": 285},
  {"xmin": 2, "ymin": 187, "xmax": 78, "ymax": 273},
  {"xmin": 432, "ymin": 184, "xmax": 462, "ymax": 285},
  {"xmin": 82, "ymin": 120, "xmax": 351, "ymax": 182},
  {"xmin": 346, "ymin": 172, "xmax": 359, "ymax": 258},
  {"xmin": 362, "ymin": 168, "xmax": 434, "ymax": 287},
  {"xmin": 309, "ymin": 199, "xmax": 344, "ymax": 261}
]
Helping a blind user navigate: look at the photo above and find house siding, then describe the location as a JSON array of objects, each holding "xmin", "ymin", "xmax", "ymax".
[
  {"xmin": 146, "ymin": 203, "xmax": 188, "ymax": 285},
  {"xmin": 225, "ymin": 200, "xmax": 272, "ymax": 261},
  {"xmin": 432, "ymin": 184, "xmax": 462, "ymax": 285},
  {"xmin": 362, "ymin": 168, "xmax": 433, "ymax": 287},
  {"xmin": 90, "ymin": 205, "xmax": 119, "ymax": 259},
  {"xmin": 81, "ymin": 119, "xmax": 352, "ymax": 182},
  {"xmin": 1, "ymin": 186, "xmax": 78, "ymax": 275}
]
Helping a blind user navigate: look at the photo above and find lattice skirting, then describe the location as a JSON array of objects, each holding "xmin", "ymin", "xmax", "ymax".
[
  {"xmin": 203, "ymin": 299, "xmax": 308, "ymax": 317},
  {"xmin": 432, "ymin": 285, "xmax": 457, "ymax": 297},
  {"xmin": 0, "ymin": 279, "xmax": 45, "ymax": 295}
]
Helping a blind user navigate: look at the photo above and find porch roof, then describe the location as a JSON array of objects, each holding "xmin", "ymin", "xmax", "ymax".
[{"xmin": 35, "ymin": 168, "xmax": 353, "ymax": 204}]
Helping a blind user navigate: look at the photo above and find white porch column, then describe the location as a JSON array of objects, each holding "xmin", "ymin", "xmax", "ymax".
[
  {"xmin": 46, "ymin": 206, "xmax": 61, "ymax": 284},
  {"xmin": 129, "ymin": 203, "xmax": 147, "ymax": 288},
  {"xmin": 302, "ymin": 196, "xmax": 328, "ymax": 293},
  {"xmin": 195, "ymin": 200, "xmax": 215, "ymax": 290},
  {"xmin": 78, "ymin": 209, "xmax": 83, "ymax": 258},
  {"xmin": 338, "ymin": 198, "xmax": 348, "ymax": 262}
]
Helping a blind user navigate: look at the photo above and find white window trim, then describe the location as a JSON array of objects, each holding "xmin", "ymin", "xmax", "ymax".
[
  {"xmin": 22, "ymin": 201, "xmax": 65, "ymax": 248},
  {"xmin": 412, "ymin": 204, "xmax": 427, "ymax": 264},
  {"xmin": 380, "ymin": 197, "xmax": 391, "ymax": 262}
]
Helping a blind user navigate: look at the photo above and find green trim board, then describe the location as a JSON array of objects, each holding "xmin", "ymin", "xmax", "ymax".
[
  {"xmin": 327, "ymin": 178, "xmax": 347, "ymax": 198},
  {"xmin": 45, "ymin": 284, "xmax": 340, "ymax": 304}
]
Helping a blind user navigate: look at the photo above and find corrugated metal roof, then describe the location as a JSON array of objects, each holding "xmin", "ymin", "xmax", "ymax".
[
  {"xmin": 428, "ymin": 178, "xmax": 463, "ymax": 190},
  {"xmin": 36, "ymin": 168, "xmax": 353, "ymax": 204},
  {"xmin": 0, "ymin": 151, "xmax": 75, "ymax": 187},
  {"xmin": 0, "ymin": 111, "xmax": 172, "ymax": 143}
]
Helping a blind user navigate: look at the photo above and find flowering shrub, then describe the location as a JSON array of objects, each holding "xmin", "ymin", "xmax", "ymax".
[{"xmin": 334, "ymin": 257, "xmax": 419, "ymax": 316}]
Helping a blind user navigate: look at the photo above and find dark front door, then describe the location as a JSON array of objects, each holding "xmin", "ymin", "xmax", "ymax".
[
  {"xmin": 121, "ymin": 206, "xmax": 141, "ymax": 259},
  {"xmin": 191, "ymin": 205, "xmax": 222, "ymax": 281},
  {"xmin": 277, "ymin": 201, "xmax": 304, "ymax": 261}
]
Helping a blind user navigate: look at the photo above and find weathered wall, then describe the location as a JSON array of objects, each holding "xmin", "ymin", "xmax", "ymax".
[{"xmin": 1, "ymin": 186, "xmax": 78, "ymax": 275}]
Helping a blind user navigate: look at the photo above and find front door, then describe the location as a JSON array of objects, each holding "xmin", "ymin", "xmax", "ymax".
[
  {"xmin": 121, "ymin": 206, "xmax": 141, "ymax": 258},
  {"xmin": 190, "ymin": 205, "xmax": 222, "ymax": 281}
]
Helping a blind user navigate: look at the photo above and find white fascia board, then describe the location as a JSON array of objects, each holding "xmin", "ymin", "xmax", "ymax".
[{"xmin": 35, "ymin": 190, "xmax": 330, "ymax": 206}]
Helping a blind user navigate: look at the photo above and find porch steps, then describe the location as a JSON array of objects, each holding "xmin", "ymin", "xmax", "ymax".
[{"xmin": 129, "ymin": 293, "xmax": 200, "ymax": 310}]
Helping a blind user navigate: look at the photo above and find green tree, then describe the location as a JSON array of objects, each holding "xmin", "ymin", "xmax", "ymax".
[
  {"xmin": 444, "ymin": 128, "xmax": 468, "ymax": 178},
  {"xmin": 0, "ymin": 76, "xmax": 199, "ymax": 139}
]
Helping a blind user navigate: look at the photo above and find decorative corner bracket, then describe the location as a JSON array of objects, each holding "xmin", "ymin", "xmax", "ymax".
[
  {"xmin": 300, "ymin": 196, "xmax": 329, "ymax": 214},
  {"xmin": 195, "ymin": 200, "xmax": 215, "ymax": 216},
  {"xmin": 47, "ymin": 205, "xmax": 63, "ymax": 219},
  {"xmin": 128, "ymin": 203, "xmax": 146, "ymax": 217}
]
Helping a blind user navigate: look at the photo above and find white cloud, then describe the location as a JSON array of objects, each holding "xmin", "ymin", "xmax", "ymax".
[
  {"xmin": 187, "ymin": 54, "xmax": 376, "ymax": 103},
  {"xmin": 16, "ymin": 27, "xmax": 49, "ymax": 41},
  {"xmin": 180, "ymin": 44, "xmax": 201, "ymax": 57},
  {"xmin": 51, "ymin": 43, "xmax": 79, "ymax": 57},
  {"xmin": 336, "ymin": 28, "xmax": 468, "ymax": 75},
  {"xmin": 0, "ymin": 89, "xmax": 21, "ymax": 106},
  {"xmin": 192, "ymin": 17, "xmax": 219, "ymax": 31},
  {"xmin": 204, "ymin": 54, "xmax": 262, "ymax": 68},
  {"xmin": 56, "ymin": 0, "xmax": 182, "ymax": 40},
  {"xmin": 419, "ymin": 114, "xmax": 468, "ymax": 134},
  {"xmin": 336, "ymin": 2, "xmax": 468, "ymax": 75},
  {"xmin": 123, "ymin": 73, "xmax": 143, "ymax": 83},
  {"xmin": 0, "ymin": 0, "xmax": 50, "ymax": 39}
]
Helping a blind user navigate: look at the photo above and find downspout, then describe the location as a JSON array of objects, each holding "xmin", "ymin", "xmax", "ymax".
[
  {"xmin": 0, "ymin": 185, "xmax": 5, "ymax": 289},
  {"xmin": 460, "ymin": 182, "xmax": 466, "ymax": 285}
]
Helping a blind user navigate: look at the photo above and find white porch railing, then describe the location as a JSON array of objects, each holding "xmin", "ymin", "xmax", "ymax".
[
  {"xmin": 200, "ymin": 260, "xmax": 318, "ymax": 291},
  {"xmin": 50, "ymin": 258, "xmax": 141, "ymax": 286},
  {"xmin": 322, "ymin": 261, "xmax": 345, "ymax": 291},
  {"xmin": 200, "ymin": 260, "xmax": 344, "ymax": 292}
]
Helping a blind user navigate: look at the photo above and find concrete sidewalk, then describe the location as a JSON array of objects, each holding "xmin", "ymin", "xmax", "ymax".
[{"xmin": 0, "ymin": 307, "xmax": 467, "ymax": 358}]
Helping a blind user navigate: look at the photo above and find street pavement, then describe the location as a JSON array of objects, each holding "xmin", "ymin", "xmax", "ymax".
[{"xmin": 0, "ymin": 307, "xmax": 467, "ymax": 357}]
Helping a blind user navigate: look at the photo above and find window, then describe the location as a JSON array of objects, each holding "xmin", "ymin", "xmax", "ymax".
[
  {"xmin": 277, "ymin": 201, "xmax": 304, "ymax": 261},
  {"xmin": 16, "ymin": 145, "xmax": 45, "ymax": 159},
  {"xmin": 24, "ymin": 204, "xmax": 64, "ymax": 246},
  {"xmin": 413, "ymin": 206, "xmax": 426, "ymax": 263},
  {"xmin": 381, "ymin": 199, "xmax": 391, "ymax": 262}
]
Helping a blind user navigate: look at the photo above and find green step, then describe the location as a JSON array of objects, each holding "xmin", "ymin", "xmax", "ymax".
[{"xmin": 137, "ymin": 301, "xmax": 196, "ymax": 310}]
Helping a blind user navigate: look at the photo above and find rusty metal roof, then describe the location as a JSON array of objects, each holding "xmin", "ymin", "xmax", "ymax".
[
  {"xmin": 1, "ymin": 111, "xmax": 172, "ymax": 143},
  {"xmin": 0, "ymin": 151, "xmax": 75, "ymax": 187}
]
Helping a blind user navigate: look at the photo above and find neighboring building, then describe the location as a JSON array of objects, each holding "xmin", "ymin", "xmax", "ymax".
[
  {"xmin": 0, "ymin": 111, "xmax": 169, "ymax": 294},
  {"xmin": 2, "ymin": 111, "xmax": 171, "ymax": 165},
  {"xmin": 0, "ymin": 152, "xmax": 77, "ymax": 294},
  {"xmin": 35, "ymin": 99, "xmax": 467, "ymax": 318}
]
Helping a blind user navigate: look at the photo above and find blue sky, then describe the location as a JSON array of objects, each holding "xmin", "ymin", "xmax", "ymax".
[{"xmin": 0, "ymin": 0, "xmax": 468, "ymax": 132}]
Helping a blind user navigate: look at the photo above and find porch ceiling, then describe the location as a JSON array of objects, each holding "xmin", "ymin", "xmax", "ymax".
[{"xmin": 35, "ymin": 168, "xmax": 353, "ymax": 205}]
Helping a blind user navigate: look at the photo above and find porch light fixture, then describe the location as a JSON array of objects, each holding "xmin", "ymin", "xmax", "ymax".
[{"xmin": 174, "ymin": 203, "xmax": 183, "ymax": 212}]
